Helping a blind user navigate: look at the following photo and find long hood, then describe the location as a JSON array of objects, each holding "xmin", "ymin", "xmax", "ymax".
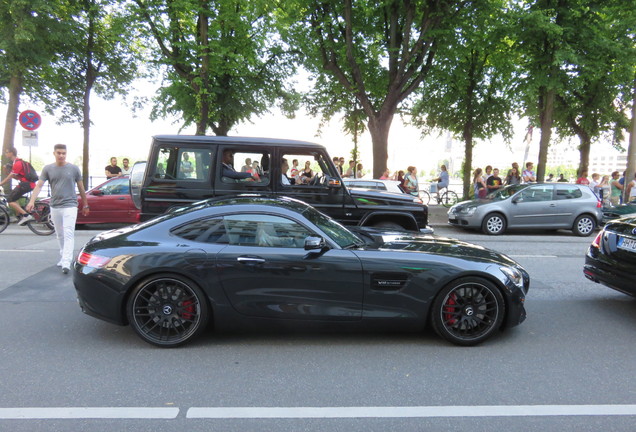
[{"xmin": 356, "ymin": 229, "xmax": 517, "ymax": 266}]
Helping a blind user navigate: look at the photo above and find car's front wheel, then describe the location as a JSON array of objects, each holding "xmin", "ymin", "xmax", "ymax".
[
  {"xmin": 431, "ymin": 277, "xmax": 505, "ymax": 346},
  {"xmin": 127, "ymin": 274, "xmax": 209, "ymax": 347},
  {"xmin": 573, "ymin": 214, "xmax": 596, "ymax": 236},
  {"xmin": 481, "ymin": 213, "xmax": 506, "ymax": 235}
]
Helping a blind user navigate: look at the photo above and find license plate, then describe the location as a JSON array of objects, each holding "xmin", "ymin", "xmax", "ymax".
[
  {"xmin": 448, "ymin": 214, "xmax": 457, "ymax": 220},
  {"xmin": 618, "ymin": 237, "xmax": 636, "ymax": 252}
]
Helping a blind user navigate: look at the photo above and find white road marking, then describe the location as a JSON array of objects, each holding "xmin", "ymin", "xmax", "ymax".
[
  {"xmin": 187, "ymin": 405, "xmax": 636, "ymax": 419},
  {"xmin": 0, "ymin": 407, "xmax": 179, "ymax": 419}
]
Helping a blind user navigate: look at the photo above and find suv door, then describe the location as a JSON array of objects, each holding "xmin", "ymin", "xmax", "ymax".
[
  {"xmin": 141, "ymin": 145, "xmax": 214, "ymax": 216},
  {"xmin": 276, "ymin": 149, "xmax": 351, "ymax": 222}
]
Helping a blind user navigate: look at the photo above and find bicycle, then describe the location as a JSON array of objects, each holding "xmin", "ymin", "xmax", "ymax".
[
  {"xmin": 0, "ymin": 191, "xmax": 55, "ymax": 235},
  {"xmin": 419, "ymin": 183, "xmax": 459, "ymax": 208}
]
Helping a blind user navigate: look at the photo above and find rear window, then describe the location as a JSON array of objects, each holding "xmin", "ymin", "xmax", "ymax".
[{"xmin": 555, "ymin": 185, "xmax": 582, "ymax": 200}]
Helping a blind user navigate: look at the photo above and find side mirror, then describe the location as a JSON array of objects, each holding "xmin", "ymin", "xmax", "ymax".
[
  {"xmin": 92, "ymin": 190, "xmax": 103, "ymax": 196},
  {"xmin": 511, "ymin": 196, "xmax": 520, "ymax": 204},
  {"xmin": 304, "ymin": 236, "xmax": 326, "ymax": 251}
]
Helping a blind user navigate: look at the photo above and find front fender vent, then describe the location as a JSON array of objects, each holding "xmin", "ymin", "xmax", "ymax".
[{"xmin": 371, "ymin": 273, "xmax": 409, "ymax": 291}]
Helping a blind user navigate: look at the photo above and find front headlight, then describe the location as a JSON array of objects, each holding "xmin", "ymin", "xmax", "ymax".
[{"xmin": 500, "ymin": 266, "xmax": 523, "ymax": 289}]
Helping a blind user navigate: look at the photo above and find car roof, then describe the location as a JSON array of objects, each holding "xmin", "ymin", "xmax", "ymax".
[
  {"xmin": 153, "ymin": 135, "xmax": 326, "ymax": 150},
  {"xmin": 193, "ymin": 195, "xmax": 314, "ymax": 213}
]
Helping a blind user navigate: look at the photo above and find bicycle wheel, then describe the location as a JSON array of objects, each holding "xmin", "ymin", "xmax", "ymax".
[
  {"xmin": 420, "ymin": 190, "xmax": 431, "ymax": 205},
  {"xmin": 0, "ymin": 206, "xmax": 9, "ymax": 234},
  {"xmin": 440, "ymin": 191, "xmax": 459, "ymax": 207},
  {"xmin": 27, "ymin": 202, "xmax": 55, "ymax": 236}
]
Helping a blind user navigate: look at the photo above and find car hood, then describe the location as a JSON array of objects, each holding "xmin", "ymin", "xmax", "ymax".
[
  {"xmin": 348, "ymin": 188, "xmax": 416, "ymax": 203},
  {"xmin": 353, "ymin": 228, "xmax": 518, "ymax": 266}
]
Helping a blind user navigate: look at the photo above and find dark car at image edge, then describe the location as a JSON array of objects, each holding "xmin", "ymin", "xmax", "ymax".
[
  {"xmin": 73, "ymin": 196, "xmax": 529, "ymax": 348},
  {"xmin": 584, "ymin": 216, "xmax": 636, "ymax": 296}
]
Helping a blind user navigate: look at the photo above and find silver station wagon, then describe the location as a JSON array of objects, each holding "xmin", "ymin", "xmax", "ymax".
[{"xmin": 448, "ymin": 183, "xmax": 603, "ymax": 236}]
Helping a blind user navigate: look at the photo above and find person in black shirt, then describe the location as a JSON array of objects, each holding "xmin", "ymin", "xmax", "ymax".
[
  {"xmin": 486, "ymin": 168, "xmax": 503, "ymax": 194},
  {"xmin": 105, "ymin": 157, "xmax": 122, "ymax": 178}
]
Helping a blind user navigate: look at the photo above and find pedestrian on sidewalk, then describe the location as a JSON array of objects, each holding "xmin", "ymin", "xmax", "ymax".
[{"xmin": 26, "ymin": 144, "xmax": 89, "ymax": 275}]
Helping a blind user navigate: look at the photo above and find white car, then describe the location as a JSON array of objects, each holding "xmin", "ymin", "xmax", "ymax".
[{"xmin": 342, "ymin": 178, "xmax": 406, "ymax": 195}]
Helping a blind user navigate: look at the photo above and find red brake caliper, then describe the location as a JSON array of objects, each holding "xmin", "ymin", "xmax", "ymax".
[
  {"xmin": 181, "ymin": 300, "xmax": 194, "ymax": 320},
  {"xmin": 444, "ymin": 293, "xmax": 457, "ymax": 325}
]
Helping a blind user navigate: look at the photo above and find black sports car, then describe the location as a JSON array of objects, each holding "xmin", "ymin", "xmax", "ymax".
[
  {"xmin": 584, "ymin": 216, "xmax": 636, "ymax": 296},
  {"xmin": 73, "ymin": 196, "xmax": 529, "ymax": 347}
]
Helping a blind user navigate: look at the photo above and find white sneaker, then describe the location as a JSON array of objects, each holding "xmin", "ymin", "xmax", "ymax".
[{"xmin": 17, "ymin": 214, "xmax": 34, "ymax": 226}]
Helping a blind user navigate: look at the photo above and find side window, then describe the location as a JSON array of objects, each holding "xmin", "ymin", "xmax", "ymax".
[
  {"xmin": 281, "ymin": 152, "xmax": 336, "ymax": 186},
  {"xmin": 99, "ymin": 177, "xmax": 129, "ymax": 195},
  {"xmin": 555, "ymin": 185, "xmax": 583, "ymax": 200},
  {"xmin": 155, "ymin": 147, "xmax": 211, "ymax": 181},
  {"xmin": 220, "ymin": 149, "xmax": 270, "ymax": 186},
  {"xmin": 171, "ymin": 217, "xmax": 228, "ymax": 244},
  {"xmin": 224, "ymin": 214, "xmax": 313, "ymax": 248},
  {"xmin": 519, "ymin": 185, "xmax": 554, "ymax": 202}
]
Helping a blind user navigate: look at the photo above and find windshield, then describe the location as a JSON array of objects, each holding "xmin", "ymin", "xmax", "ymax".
[
  {"xmin": 301, "ymin": 207, "xmax": 364, "ymax": 248},
  {"xmin": 490, "ymin": 184, "xmax": 527, "ymax": 201}
]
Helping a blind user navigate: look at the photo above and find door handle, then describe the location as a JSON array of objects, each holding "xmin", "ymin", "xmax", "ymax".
[
  {"xmin": 549, "ymin": 203, "xmax": 557, "ymax": 207},
  {"xmin": 237, "ymin": 257, "xmax": 265, "ymax": 264}
]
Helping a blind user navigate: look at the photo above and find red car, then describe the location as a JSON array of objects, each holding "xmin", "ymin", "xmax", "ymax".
[{"xmin": 76, "ymin": 176, "xmax": 139, "ymax": 225}]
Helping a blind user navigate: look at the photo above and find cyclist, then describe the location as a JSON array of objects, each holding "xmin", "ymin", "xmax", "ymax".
[
  {"xmin": 0, "ymin": 147, "xmax": 36, "ymax": 225},
  {"xmin": 432, "ymin": 164, "xmax": 450, "ymax": 198}
]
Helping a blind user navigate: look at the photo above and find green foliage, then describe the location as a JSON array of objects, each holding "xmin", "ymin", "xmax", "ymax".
[
  {"xmin": 135, "ymin": 0, "xmax": 298, "ymax": 135},
  {"xmin": 37, "ymin": 0, "xmax": 144, "ymax": 125}
]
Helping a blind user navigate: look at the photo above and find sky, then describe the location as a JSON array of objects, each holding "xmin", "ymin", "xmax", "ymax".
[{"xmin": 4, "ymin": 84, "xmax": 629, "ymax": 180}]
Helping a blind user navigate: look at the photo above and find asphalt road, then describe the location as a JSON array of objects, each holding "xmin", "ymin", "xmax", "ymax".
[{"xmin": 1, "ymin": 213, "xmax": 636, "ymax": 431}]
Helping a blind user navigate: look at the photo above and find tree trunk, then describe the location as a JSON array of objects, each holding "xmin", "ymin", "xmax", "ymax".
[
  {"xmin": 82, "ymin": 84, "xmax": 92, "ymax": 189},
  {"xmin": 367, "ymin": 112, "xmax": 393, "ymax": 179},
  {"xmin": 537, "ymin": 88, "xmax": 555, "ymax": 182},
  {"xmin": 625, "ymin": 75, "xmax": 636, "ymax": 203},
  {"xmin": 197, "ymin": 2, "xmax": 209, "ymax": 136},
  {"xmin": 2, "ymin": 75, "xmax": 22, "ymax": 175}
]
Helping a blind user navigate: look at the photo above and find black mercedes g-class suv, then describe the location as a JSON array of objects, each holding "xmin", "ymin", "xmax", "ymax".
[{"xmin": 130, "ymin": 135, "xmax": 429, "ymax": 231}]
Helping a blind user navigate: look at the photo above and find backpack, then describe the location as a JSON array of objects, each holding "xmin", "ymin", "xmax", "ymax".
[{"xmin": 19, "ymin": 159, "xmax": 39, "ymax": 183}]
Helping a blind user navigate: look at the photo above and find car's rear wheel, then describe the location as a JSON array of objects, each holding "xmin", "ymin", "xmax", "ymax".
[
  {"xmin": 127, "ymin": 274, "xmax": 209, "ymax": 347},
  {"xmin": 481, "ymin": 213, "xmax": 506, "ymax": 235},
  {"xmin": 573, "ymin": 214, "xmax": 596, "ymax": 236},
  {"xmin": 431, "ymin": 277, "xmax": 505, "ymax": 346}
]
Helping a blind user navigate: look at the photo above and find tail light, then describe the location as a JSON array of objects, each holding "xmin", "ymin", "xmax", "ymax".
[
  {"xmin": 591, "ymin": 232, "xmax": 602, "ymax": 249},
  {"xmin": 596, "ymin": 200, "xmax": 602, "ymax": 208},
  {"xmin": 77, "ymin": 251, "xmax": 111, "ymax": 268}
]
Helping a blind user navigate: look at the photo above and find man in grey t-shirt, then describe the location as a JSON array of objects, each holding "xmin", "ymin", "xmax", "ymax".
[{"xmin": 27, "ymin": 144, "xmax": 89, "ymax": 274}]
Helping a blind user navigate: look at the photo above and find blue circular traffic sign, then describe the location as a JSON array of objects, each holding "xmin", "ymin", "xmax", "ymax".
[{"xmin": 19, "ymin": 110, "xmax": 42, "ymax": 131}]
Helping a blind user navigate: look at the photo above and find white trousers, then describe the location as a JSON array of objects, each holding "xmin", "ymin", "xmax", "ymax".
[{"xmin": 50, "ymin": 207, "xmax": 78, "ymax": 268}]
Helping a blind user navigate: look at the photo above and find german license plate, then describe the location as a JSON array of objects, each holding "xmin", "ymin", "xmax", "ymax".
[
  {"xmin": 618, "ymin": 236, "xmax": 636, "ymax": 252},
  {"xmin": 448, "ymin": 214, "xmax": 456, "ymax": 220}
]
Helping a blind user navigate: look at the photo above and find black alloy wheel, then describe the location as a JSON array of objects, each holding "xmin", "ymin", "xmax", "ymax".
[
  {"xmin": 482, "ymin": 213, "xmax": 506, "ymax": 235},
  {"xmin": 127, "ymin": 274, "xmax": 209, "ymax": 347},
  {"xmin": 431, "ymin": 277, "xmax": 505, "ymax": 346}
]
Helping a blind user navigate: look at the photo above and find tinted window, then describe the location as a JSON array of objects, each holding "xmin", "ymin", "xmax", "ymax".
[
  {"xmin": 155, "ymin": 147, "xmax": 211, "ymax": 181},
  {"xmin": 223, "ymin": 214, "xmax": 312, "ymax": 248},
  {"xmin": 555, "ymin": 185, "xmax": 583, "ymax": 200},
  {"xmin": 172, "ymin": 217, "xmax": 228, "ymax": 244}
]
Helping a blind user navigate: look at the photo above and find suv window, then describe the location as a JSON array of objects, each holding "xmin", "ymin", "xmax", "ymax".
[
  {"xmin": 220, "ymin": 148, "xmax": 271, "ymax": 186},
  {"xmin": 555, "ymin": 184, "xmax": 583, "ymax": 200},
  {"xmin": 155, "ymin": 147, "xmax": 211, "ymax": 181},
  {"xmin": 281, "ymin": 152, "xmax": 337, "ymax": 186}
]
